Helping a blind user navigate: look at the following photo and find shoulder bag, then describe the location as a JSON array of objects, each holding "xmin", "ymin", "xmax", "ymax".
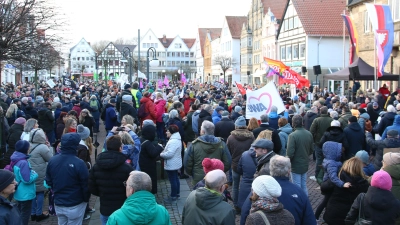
[{"xmin": 355, "ymin": 193, "xmax": 372, "ymax": 225}]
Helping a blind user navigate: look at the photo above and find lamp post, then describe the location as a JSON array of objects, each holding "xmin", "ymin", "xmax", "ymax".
[
  {"xmin": 121, "ymin": 47, "xmax": 132, "ymax": 83},
  {"xmin": 208, "ymin": 73, "xmax": 211, "ymax": 83},
  {"xmin": 146, "ymin": 47, "xmax": 158, "ymax": 82}
]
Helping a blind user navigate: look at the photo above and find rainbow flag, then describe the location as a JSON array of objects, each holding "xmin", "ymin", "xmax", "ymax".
[
  {"xmin": 342, "ymin": 14, "xmax": 359, "ymax": 64},
  {"xmin": 264, "ymin": 57, "xmax": 287, "ymax": 78}
]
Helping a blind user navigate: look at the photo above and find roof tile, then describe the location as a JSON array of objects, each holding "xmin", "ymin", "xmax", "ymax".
[{"xmin": 226, "ymin": 16, "xmax": 247, "ymax": 39}]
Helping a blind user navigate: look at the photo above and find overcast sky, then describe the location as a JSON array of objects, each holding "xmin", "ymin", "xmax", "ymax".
[{"xmin": 55, "ymin": 0, "xmax": 250, "ymax": 47}]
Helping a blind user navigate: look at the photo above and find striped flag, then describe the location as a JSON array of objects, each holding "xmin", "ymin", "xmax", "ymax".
[{"xmin": 341, "ymin": 14, "xmax": 359, "ymax": 64}]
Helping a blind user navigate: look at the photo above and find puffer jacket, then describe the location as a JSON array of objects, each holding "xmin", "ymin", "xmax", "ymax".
[
  {"xmin": 28, "ymin": 129, "xmax": 53, "ymax": 192},
  {"xmin": 310, "ymin": 114, "xmax": 333, "ymax": 145},
  {"xmin": 0, "ymin": 196, "xmax": 23, "ymax": 225},
  {"xmin": 139, "ymin": 96, "xmax": 157, "ymax": 123},
  {"xmin": 10, "ymin": 151, "xmax": 38, "ymax": 201},
  {"xmin": 303, "ymin": 111, "xmax": 318, "ymax": 131},
  {"xmin": 154, "ymin": 99, "xmax": 166, "ymax": 123},
  {"xmin": 322, "ymin": 141, "xmax": 344, "ymax": 187},
  {"xmin": 318, "ymin": 126, "xmax": 349, "ymax": 151},
  {"xmin": 278, "ymin": 123, "xmax": 292, "ymax": 156},
  {"xmin": 367, "ymin": 132, "xmax": 400, "ymax": 170},
  {"xmin": 358, "ymin": 112, "xmax": 371, "ymax": 131},
  {"xmin": 382, "ymin": 114, "xmax": 400, "ymax": 140},
  {"xmin": 184, "ymin": 135, "xmax": 232, "ymax": 185},
  {"xmin": 160, "ymin": 132, "xmax": 182, "ymax": 171},
  {"xmin": 377, "ymin": 111, "xmax": 396, "ymax": 136},
  {"xmin": 237, "ymin": 148, "xmax": 257, "ymax": 208},
  {"xmin": 227, "ymin": 129, "xmax": 255, "ymax": 172}
]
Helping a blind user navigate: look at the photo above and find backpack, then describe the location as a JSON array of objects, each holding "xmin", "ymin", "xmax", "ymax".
[
  {"xmin": 162, "ymin": 113, "xmax": 169, "ymax": 124},
  {"xmin": 364, "ymin": 119, "xmax": 372, "ymax": 132},
  {"xmin": 4, "ymin": 158, "xmax": 23, "ymax": 172},
  {"xmin": 137, "ymin": 103, "xmax": 149, "ymax": 119},
  {"xmin": 90, "ymin": 99, "xmax": 98, "ymax": 111}
]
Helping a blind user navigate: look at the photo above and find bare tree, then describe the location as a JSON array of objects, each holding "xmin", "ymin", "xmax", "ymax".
[
  {"xmin": 214, "ymin": 55, "xmax": 232, "ymax": 83},
  {"xmin": 91, "ymin": 40, "xmax": 110, "ymax": 54}
]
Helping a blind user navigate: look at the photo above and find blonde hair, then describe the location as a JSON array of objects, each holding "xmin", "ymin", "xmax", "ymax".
[
  {"xmin": 6, "ymin": 104, "xmax": 18, "ymax": 118},
  {"xmin": 119, "ymin": 132, "xmax": 134, "ymax": 145},
  {"xmin": 84, "ymin": 136, "xmax": 94, "ymax": 155},
  {"xmin": 257, "ymin": 130, "xmax": 273, "ymax": 140},
  {"xmin": 339, "ymin": 157, "xmax": 367, "ymax": 179},
  {"xmin": 79, "ymin": 109, "xmax": 93, "ymax": 124},
  {"xmin": 247, "ymin": 118, "xmax": 259, "ymax": 131},
  {"xmin": 122, "ymin": 115, "xmax": 134, "ymax": 126},
  {"xmin": 63, "ymin": 117, "xmax": 78, "ymax": 135}
]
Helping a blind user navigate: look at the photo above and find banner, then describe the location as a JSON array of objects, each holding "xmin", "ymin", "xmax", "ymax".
[
  {"xmin": 63, "ymin": 77, "xmax": 76, "ymax": 89},
  {"xmin": 46, "ymin": 79, "xmax": 55, "ymax": 88},
  {"xmin": 138, "ymin": 70, "xmax": 147, "ymax": 80},
  {"xmin": 264, "ymin": 57, "xmax": 288, "ymax": 77},
  {"xmin": 245, "ymin": 82, "xmax": 285, "ymax": 119},
  {"xmin": 279, "ymin": 69, "xmax": 310, "ymax": 88},
  {"xmin": 163, "ymin": 75, "xmax": 169, "ymax": 86},
  {"xmin": 235, "ymin": 82, "xmax": 247, "ymax": 95}
]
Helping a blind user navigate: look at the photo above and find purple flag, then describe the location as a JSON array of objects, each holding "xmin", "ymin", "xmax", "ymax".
[
  {"xmin": 163, "ymin": 75, "xmax": 169, "ymax": 86},
  {"xmin": 181, "ymin": 73, "xmax": 187, "ymax": 83},
  {"xmin": 139, "ymin": 80, "xmax": 143, "ymax": 88},
  {"xmin": 158, "ymin": 79, "xmax": 163, "ymax": 88}
]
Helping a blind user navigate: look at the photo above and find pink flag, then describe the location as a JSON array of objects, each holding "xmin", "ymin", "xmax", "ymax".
[
  {"xmin": 139, "ymin": 80, "xmax": 143, "ymax": 89},
  {"xmin": 376, "ymin": 35, "xmax": 384, "ymax": 78},
  {"xmin": 157, "ymin": 79, "xmax": 163, "ymax": 88},
  {"xmin": 181, "ymin": 73, "xmax": 187, "ymax": 83},
  {"xmin": 163, "ymin": 75, "xmax": 169, "ymax": 86}
]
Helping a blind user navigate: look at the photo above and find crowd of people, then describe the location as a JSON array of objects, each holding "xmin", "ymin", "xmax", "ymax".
[{"xmin": 0, "ymin": 79, "xmax": 400, "ymax": 225}]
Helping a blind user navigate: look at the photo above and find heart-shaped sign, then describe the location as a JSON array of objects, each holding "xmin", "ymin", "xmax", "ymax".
[{"xmin": 248, "ymin": 92, "xmax": 273, "ymax": 114}]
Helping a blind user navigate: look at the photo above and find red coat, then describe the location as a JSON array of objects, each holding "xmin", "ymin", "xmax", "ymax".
[
  {"xmin": 140, "ymin": 96, "xmax": 157, "ymax": 124},
  {"xmin": 154, "ymin": 99, "xmax": 166, "ymax": 123},
  {"xmin": 379, "ymin": 87, "xmax": 390, "ymax": 100},
  {"xmin": 183, "ymin": 97, "xmax": 195, "ymax": 114}
]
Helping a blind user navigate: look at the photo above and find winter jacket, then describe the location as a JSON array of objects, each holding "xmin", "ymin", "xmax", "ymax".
[
  {"xmin": 168, "ymin": 117, "xmax": 185, "ymax": 141},
  {"xmin": 252, "ymin": 124, "xmax": 282, "ymax": 154},
  {"xmin": 25, "ymin": 105, "xmax": 38, "ymax": 120},
  {"xmin": 287, "ymin": 127, "xmax": 314, "ymax": 174},
  {"xmin": 383, "ymin": 163, "xmax": 400, "ymax": 201},
  {"xmin": 107, "ymin": 191, "xmax": 171, "ymax": 225},
  {"xmin": 310, "ymin": 114, "xmax": 333, "ymax": 145},
  {"xmin": 154, "ymin": 99, "xmax": 166, "ymax": 123},
  {"xmin": 227, "ymin": 129, "xmax": 255, "ymax": 172},
  {"xmin": 191, "ymin": 110, "xmax": 201, "ymax": 136},
  {"xmin": 338, "ymin": 112, "xmax": 353, "ymax": 129},
  {"xmin": 139, "ymin": 96, "xmax": 157, "ymax": 123},
  {"xmin": 160, "ymin": 132, "xmax": 182, "ymax": 171},
  {"xmin": 278, "ymin": 123, "xmax": 292, "ymax": 156},
  {"xmin": 89, "ymin": 150, "xmax": 133, "ymax": 216},
  {"xmin": 56, "ymin": 119, "xmax": 65, "ymax": 140},
  {"xmin": 28, "ymin": 129, "xmax": 53, "ymax": 192},
  {"xmin": 182, "ymin": 187, "xmax": 235, "ymax": 225},
  {"xmin": 105, "ymin": 104, "xmax": 118, "ymax": 130},
  {"xmin": 255, "ymin": 151, "xmax": 276, "ymax": 176},
  {"xmin": 10, "ymin": 151, "xmax": 38, "ymax": 201},
  {"xmin": 45, "ymin": 133, "xmax": 90, "ymax": 207},
  {"xmin": 382, "ymin": 115, "xmax": 400, "ymax": 140},
  {"xmin": 197, "ymin": 109, "xmax": 212, "ymax": 134},
  {"xmin": 344, "ymin": 122, "xmax": 366, "ymax": 160},
  {"xmin": 77, "ymin": 141, "xmax": 91, "ymax": 169},
  {"xmin": 231, "ymin": 111, "xmax": 241, "ymax": 122},
  {"xmin": 80, "ymin": 116, "xmax": 95, "ymax": 137},
  {"xmin": 345, "ymin": 186, "xmax": 400, "ymax": 225},
  {"xmin": 183, "ymin": 97, "xmax": 195, "ymax": 114},
  {"xmin": 120, "ymin": 102, "xmax": 138, "ymax": 125},
  {"xmin": 37, "ymin": 107, "xmax": 54, "ymax": 132},
  {"xmin": 183, "ymin": 111, "xmax": 196, "ymax": 143},
  {"xmin": 322, "ymin": 141, "xmax": 344, "ymax": 187},
  {"xmin": 212, "ymin": 109, "xmax": 222, "ymax": 125},
  {"xmin": 363, "ymin": 164, "xmax": 376, "ymax": 177},
  {"xmin": 377, "ymin": 111, "xmax": 396, "ymax": 136},
  {"xmin": 358, "ymin": 112, "xmax": 371, "ymax": 131},
  {"xmin": 367, "ymin": 104, "xmax": 379, "ymax": 125},
  {"xmin": 184, "ymin": 135, "xmax": 232, "ymax": 185},
  {"xmin": 117, "ymin": 90, "xmax": 137, "ymax": 111},
  {"xmin": 245, "ymin": 199, "xmax": 294, "ymax": 225},
  {"xmin": 72, "ymin": 105, "xmax": 82, "ymax": 117},
  {"xmin": 0, "ymin": 196, "xmax": 23, "ymax": 225},
  {"xmin": 323, "ymin": 171, "xmax": 369, "ymax": 225},
  {"xmin": 319, "ymin": 126, "xmax": 349, "ymax": 151},
  {"xmin": 268, "ymin": 111, "xmax": 281, "ymax": 130},
  {"xmin": 237, "ymin": 148, "xmax": 257, "ymax": 209},
  {"xmin": 215, "ymin": 117, "xmax": 235, "ymax": 142},
  {"xmin": 367, "ymin": 132, "xmax": 400, "ymax": 170},
  {"xmin": 303, "ymin": 111, "xmax": 318, "ymax": 131},
  {"xmin": 4, "ymin": 123, "xmax": 24, "ymax": 167}
]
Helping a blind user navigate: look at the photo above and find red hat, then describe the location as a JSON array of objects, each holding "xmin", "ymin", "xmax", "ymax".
[
  {"xmin": 360, "ymin": 103, "xmax": 367, "ymax": 109},
  {"xmin": 202, "ymin": 158, "xmax": 224, "ymax": 174}
]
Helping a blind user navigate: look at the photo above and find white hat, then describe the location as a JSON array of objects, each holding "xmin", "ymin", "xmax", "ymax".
[
  {"xmin": 331, "ymin": 120, "xmax": 340, "ymax": 127},
  {"xmin": 252, "ymin": 175, "xmax": 281, "ymax": 198}
]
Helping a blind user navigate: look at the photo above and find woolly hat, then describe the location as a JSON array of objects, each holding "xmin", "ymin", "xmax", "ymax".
[
  {"xmin": 252, "ymin": 175, "xmax": 282, "ymax": 198},
  {"xmin": 358, "ymin": 108, "xmax": 366, "ymax": 114},
  {"xmin": 371, "ymin": 170, "xmax": 392, "ymax": 191},
  {"xmin": 383, "ymin": 152, "xmax": 400, "ymax": 166},
  {"xmin": 61, "ymin": 106, "xmax": 69, "ymax": 112},
  {"xmin": 53, "ymin": 97, "xmax": 60, "ymax": 103},
  {"xmin": 110, "ymin": 98, "xmax": 116, "ymax": 104},
  {"xmin": 235, "ymin": 116, "xmax": 246, "ymax": 127},
  {"xmin": 373, "ymin": 102, "xmax": 379, "ymax": 107},
  {"xmin": 387, "ymin": 130, "xmax": 399, "ymax": 137},
  {"xmin": 215, "ymin": 106, "xmax": 224, "ymax": 112},
  {"xmin": 202, "ymin": 158, "xmax": 224, "ymax": 174},
  {"xmin": 234, "ymin": 105, "xmax": 242, "ymax": 113},
  {"xmin": 355, "ymin": 150, "xmax": 369, "ymax": 164},
  {"xmin": 77, "ymin": 124, "xmax": 90, "ymax": 140},
  {"xmin": 143, "ymin": 119, "xmax": 155, "ymax": 127},
  {"xmin": 331, "ymin": 120, "xmax": 340, "ymax": 127},
  {"xmin": 221, "ymin": 111, "xmax": 229, "ymax": 117},
  {"xmin": 124, "ymin": 84, "xmax": 132, "ymax": 90},
  {"xmin": 0, "ymin": 169, "xmax": 15, "ymax": 192},
  {"xmin": 15, "ymin": 140, "xmax": 30, "ymax": 154},
  {"xmin": 348, "ymin": 116, "xmax": 358, "ymax": 123},
  {"xmin": 122, "ymin": 95, "xmax": 132, "ymax": 102},
  {"xmin": 14, "ymin": 117, "xmax": 26, "ymax": 125}
]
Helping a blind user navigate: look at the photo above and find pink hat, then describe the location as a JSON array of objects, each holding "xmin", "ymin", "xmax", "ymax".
[
  {"xmin": 14, "ymin": 117, "xmax": 26, "ymax": 125},
  {"xmin": 202, "ymin": 158, "xmax": 224, "ymax": 174},
  {"xmin": 371, "ymin": 170, "xmax": 392, "ymax": 191}
]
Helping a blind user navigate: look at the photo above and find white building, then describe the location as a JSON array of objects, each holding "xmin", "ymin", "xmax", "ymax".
[
  {"xmin": 69, "ymin": 38, "xmax": 96, "ymax": 79},
  {"xmin": 195, "ymin": 28, "xmax": 221, "ymax": 83}
]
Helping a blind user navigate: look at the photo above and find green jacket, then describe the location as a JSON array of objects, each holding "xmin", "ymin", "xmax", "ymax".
[
  {"xmin": 107, "ymin": 191, "xmax": 171, "ymax": 225},
  {"xmin": 287, "ymin": 127, "xmax": 314, "ymax": 174},
  {"xmin": 310, "ymin": 114, "xmax": 333, "ymax": 144},
  {"xmin": 182, "ymin": 187, "xmax": 235, "ymax": 225},
  {"xmin": 338, "ymin": 112, "xmax": 352, "ymax": 129},
  {"xmin": 383, "ymin": 164, "xmax": 400, "ymax": 200},
  {"xmin": 183, "ymin": 111, "xmax": 196, "ymax": 143},
  {"xmin": 184, "ymin": 135, "xmax": 232, "ymax": 185}
]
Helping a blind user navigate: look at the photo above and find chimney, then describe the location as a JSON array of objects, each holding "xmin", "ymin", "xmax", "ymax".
[
  {"xmin": 162, "ymin": 34, "xmax": 167, "ymax": 44},
  {"xmin": 207, "ymin": 29, "xmax": 210, "ymax": 34}
]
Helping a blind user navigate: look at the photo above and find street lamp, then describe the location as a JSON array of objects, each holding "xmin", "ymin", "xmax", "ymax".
[
  {"xmin": 121, "ymin": 47, "xmax": 132, "ymax": 83},
  {"xmin": 208, "ymin": 73, "xmax": 211, "ymax": 83},
  {"xmin": 146, "ymin": 47, "xmax": 158, "ymax": 82}
]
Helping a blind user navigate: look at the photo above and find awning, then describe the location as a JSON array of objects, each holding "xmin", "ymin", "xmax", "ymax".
[{"xmin": 82, "ymin": 73, "xmax": 93, "ymax": 77}]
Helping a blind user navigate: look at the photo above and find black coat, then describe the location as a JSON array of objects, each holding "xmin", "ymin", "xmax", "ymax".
[
  {"xmin": 343, "ymin": 123, "xmax": 366, "ymax": 160},
  {"xmin": 4, "ymin": 123, "xmax": 24, "ymax": 167},
  {"xmin": 139, "ymin": 125, "xmax": 163, "ymax": 194},
  {"xmin": 319, "ymin": 126, "xmax": 349, "ymax": 152},
  {"xmin": 303, "ymin": 111, "xmax": 318, "ymax": 131},
  {"xmin": 345, "ymin": 186, "xmax": 400, "ymax": 225},
  {"xmin": 323, "ymin": 171, "xmax": 369, "ymax": 225},
  {"xmin": 376, "ymin": 112, "xmax": 396, "ymax": 136},
  {"xmin": 197, "ymin": 109, "xmax": 212, "ymax": 134},
  {"xmin": 120, "ymin": 102, "xmax": 138, "ymax": 126},
  {"xmin": 25, "ymin": 105, "xmax": 38, "ymax": 120},
  {"xmin": 117, "ymin": 90, "xmax": 137, "ymax": 111},
  {"xmin": 80, "ymin": 116, "xmax": 95, "ymax": 137},
  {"xmin": 367, "ymin": 104, "xmax": 379, "ymax": 125},
  {"xmin": 56, "ymin": 119, "xmax": 65, "ymax": 140},
  {"xmin": 0, "ymin": 195, "xmax": 23, "ymax": 225},
  {"xmin": 89, "ymin": 150, "xmax": 133, "ymax": 216},
  {"xmin": 215, "ymin": 117, "xmax": 235, "ymax": 142},
  {"xmin": 37, "ymin": 107, "xmax": 54, "ymax": 132},
  {"xmin": 252, "ymin": 124, "xmax": 282, "ymax": 154}
]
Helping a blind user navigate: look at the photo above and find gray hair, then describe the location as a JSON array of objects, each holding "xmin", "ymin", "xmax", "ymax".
[
  {"xmin": 312, "ymin": 101, "xmax": 321, "ymax": 107},
  {"xmin": 201, "ymin": 120, "xmax": 215, "ymax": 135},
  {"xmin": 270, "ymin": 106, "xmax": 278, "ymax": 113},
  {"xmin": 311, "ymin": 106, "xmax": 318, "ymax": 113},
  {"xmin": 330, "ymin": 111, "xmax": 338, "ymax": 119},
  {"xmin": 387, "ymin": 105, "xmax": 396, "ymax": 113},
  {"xmin": 128, "ymin": 171, "xmax": 152, "ymax": 192},
  {"xmin": 320, "ymin": 106, "xmax": 328, "ymax": 114},
  {"xmin": 24, "ymin": 119, "xmax": 37, "ymax": 133},
  {"xmin": 292, "ymin": 115, "xmax": 303, "ymax": 128},
  {"xmin": 204, "ymin": 104, "xmax": 213, "ymax": 113},
  {"xmin": 269, "ymin": 155, "xmax": 291, "ymax": 177},
  {"xmin": 169, "ymin": 109, "xmax": 179, "ymax": 119},
  {"xmin": 260, "ymin": 114, "xmax": 269, "ymax": 123},
  {"xmin": 231, "ymin": 99, "xmax": 238, "ymax": 105}
]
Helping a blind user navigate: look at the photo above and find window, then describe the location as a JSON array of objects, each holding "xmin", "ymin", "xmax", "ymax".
[
  {"xmin": 91, "ymin": 57, "xmax": 94, "ymax": 61},
  {"xmin": 185, "ymin": 52, "xmax": 189, "ymax": 57},
  {"xmin": 171, "ymin": 52, "xmax": 175, "ymax": 57},
  {"xmin": 72, "ymin": 58, "xmax": 76, "ymax": 61},
  {"xmin": 241, "ymin": 54, "xmax": 247, "ymax": 65},
  {"xmin": 248, "ymin": 55, "xmax": 252, "ymax": 64},
  {"xmin": 364, "ymin": 11, "xmax": 371, "ymax": 33},
  {"xmin": 248, "ymin": 37, "xmax": 252, "ymax": 46},
  {"xmin": 289, "ymin": 18, "xmax": 294, "ymax": 29},
  {"xmin": 293, "ymin": 44, "xmax": 299, "ymax": 59},
  {"xmin": 299, "ymin": 43, "xmax": 305, "ymax": 58},
  {"xmin": 175, "ymin": 43, "xmax": 182, "ymax": 48},
  {"xmin": 293, "ymin": 16, "xmax": 299, "ymax": 28},
  {"xmin": 284, "ymin": 20, "xmax": 288, "ymax": 31},
  {"xmin": 77, "ymin": 48, "xmax": 80, "ymax": 52},
  {"xmin": 155, "ymin": 43, "xmax": 158, "ymax": 48},
  {"xmin": 286, "ymin": 45, "xmax": 292, "ymax": 60},
  {"xmin": 86, "ymin": 57, "xmax": 89, "ymax": 61},
  {"xmin": 190, "ymin": 52, "xmax": 194, "ymax": 57},
  {"xmin": 389, "ymin": 0, "xmax": 400, "ymax": 21},
  {"xmin": 176, "ymin": 52, "xmax": 180, "ymax": 57},
  {"xmin": 280, "ymin": 46, "xmax": 286, "ymax": 60}
]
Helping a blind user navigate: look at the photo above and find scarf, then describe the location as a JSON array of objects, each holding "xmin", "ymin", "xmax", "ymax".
[
  {"xmin": 69, "ymin": 127, "xmax": 76, "ymax": 133},
  {"xmin": 250, "ymin": 197, "xmax": 281, "ymax": 213}
]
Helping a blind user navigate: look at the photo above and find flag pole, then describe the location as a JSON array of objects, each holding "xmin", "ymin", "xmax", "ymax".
[
  {"xmin": 374, "ymin": 0, "xmax": 377, "ymax": 91},
  {"xmin": 343, "ymin": 10, "xmax": 345, "ymax": 69}
]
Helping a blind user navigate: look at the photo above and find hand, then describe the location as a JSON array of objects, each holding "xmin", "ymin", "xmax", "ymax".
[
  {"xmin": 111, "ymin": 126, "xmax": 118, "ymax": 133},
  {"xmin": 343, "ymin": 182, "xmax": 351, "ymax": 188},
  {"xmin": 45, "ymin": 141, "xmax": 50, "ymax": 147}
]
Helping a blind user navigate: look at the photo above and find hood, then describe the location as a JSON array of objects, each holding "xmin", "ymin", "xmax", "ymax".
[
  {"xmin": 11, "ymin": 151, "xmax": 28, "ymax": 161},
  {"xmin": 359, "ymin": 112, "xmax": 370, "ymax": 120},
  {"xmin": 212, "ymin": 110, "xmax": 221, "ymax": 118},
  {"xmin": 199, "ymin": 109, "xmax": 211, "ymax": 119},
  {"xmin": 193, "ymin": 110, "xmax": 200, "ymax": 117},
  {"xmin": 96, "ymin": 150, "xmax": 127, "ymax": 169},
  {"xmin": 278, "ymin": 123, "xmax": 292, "ymax": 134},
  {"xmin": 37, "ymin": 107, "xmax": 49, "ymax": 116},
  {"xmin": 194, "ymin": 187, "xmax": 224, "ymax": 210},
  {"xmin": 383, "ymin": 138, "xmax": 400, "ymax": 148},
  {"xmin": 196, "ymin": 135, "xmax": 224, "ymax": 154},
  {"xmin": 230, "ymin": 129, "xmax": 254, "ymax": 141},
  {"xmin": 326, "ymin": 126, "xmax": 343, "ymax": 135},
  {"xmin": 394, "ymin": 115, "xmax": 400, "ymax": 125},
  {"xmin": 140, "ymin": 96, "xmax": 152, "ymax": 104},
  {"xmin": 170, "ymin": 132, "xmax": 181, "ymax": 140},
  {"xmin": 155, "ymin": 99, "xmax": 166, "ymax": 106},
  {"xmin": 365, "ymin": 186, "xmax": 396, "ymax": 210},
  {"xmin": 30, "ymin": 128, "xmax": 47, "ymax": 144},
  {"xmin": 121, "ymin": 102, "xmax": 132, "ymax": 110},
  {"xmin": 119, "ymin": 191, "xmax": 159, "ymax": 224},
  {"xmin": 383, "ymin": 164, "xmax": 400, "ymax": 180},
  {"xmin": 269, "ymin": 111, "xmax": 279, "ymax": 119},
  {"xmin": 322, "ymin": 141, "xmax": 342, "ymax": 161},
  {"xmin": 348, "ymin": 122, "xmax": 362, "ymax": 131},
  {"xmin": 60, "ymin": 133, "xmax": 81, "ymax": 154},
  {"xmin": 141, "ymin": 125, "xmax": 156, "ymax": 141},
  {"xmin": 384, "ymin": 112, "xmax": 396, "ymax": 120},
  {"xmin": 306, "ymin": 111, "xmax": 317, "ymax": 118},
  {"xmin": 106, "ymin": 103, "xmax": 115, "ymax": 109}
]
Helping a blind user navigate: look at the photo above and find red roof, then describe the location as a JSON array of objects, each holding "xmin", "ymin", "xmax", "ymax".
[
  {"xmin": 292, "ymin": 0, "xmax": 347, "ymax": 36},
  {"xmin": 158, "ymin": 37, "xmax": 196, "ymax": 49},
  {"xmin": 198, "ymin": 28, "xmax": 222, "ymax": 57},
  {"xmin": 261, "ymin": 0, "xmax": 288, "ymax": 21},
  {"xmin": 226, "ymin": 16, "xmax": 247, "ymax": 39},
  {"xmin": 158, "ymin": 37, "xmax": 174, "ymax": 48},
  {"xmin": 183, "ymin": 38, "xmax": 196, "ymax": 49}
]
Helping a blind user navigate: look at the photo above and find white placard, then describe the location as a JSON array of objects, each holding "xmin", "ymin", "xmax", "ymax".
[
  {"xmin": 47, "ymin": 79, "xmax": 55, "ymax": 88},
  {"xmin": 246, "ymin": 82, "xmax": 285, "ymax": 119}
]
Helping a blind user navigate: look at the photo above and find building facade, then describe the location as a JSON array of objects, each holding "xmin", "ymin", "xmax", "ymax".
[{"xmin": 69, "ymin": 38, "xmax": 97, "ymax": 79}]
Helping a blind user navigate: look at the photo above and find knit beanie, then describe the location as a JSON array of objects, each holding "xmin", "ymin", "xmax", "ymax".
[
  {"xmin": 355, "ymin": 150, "xmax": 369, "ymax": 164},
  {"xmin": 143, "ymin": 119, "xmax": 155, "ymax": 127},
  {"xmin": 122, "ymin": 95, "xmax": 132, "ymax": 102},
  {"xmin": 330, "ymin": 120, "xmax": 340, "ymax": 127},
  {"xmin": 14, "ymin": 117, "xmax": 26, "ymax": 126},
  {"xmin": 15, "ymin": 140, "xmax": 30, "ymax": 154},
  {"xmin": 235, "ymin": 116, "xmax": 246, "ymax": 127},
  {"xmin": 77, "ymin": 124, "xmax": 90, "ymax": 140},
  {"xmin": 234, "ymin": 106, "xmax": 242, "ymax": 113},
  {"xmin": 383, "ymin": 152, "xmax": 400, "ymax": 167},
  {"xmin": 348, "ymin": 116, "xmax": 358, "ymax": 123},
  {"xmin": 0, "ymin": 169, "xmax": 15, "ymax": 192},
  {"xmin": 202, "ymin": 158, "xmax": 224, "ymax": 174},
  {"xmin": 252, "ymin": 175, "xmax": 282, "ymax": 198},
  {"xmin": 371, "ymin": 170, "xmax": 392, "ymax": 191}
]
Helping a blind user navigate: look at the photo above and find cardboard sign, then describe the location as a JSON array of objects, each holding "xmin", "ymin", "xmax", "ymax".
[{"xmin": 46, "ymin": 79, "xmax": 55, "ymax": 88}]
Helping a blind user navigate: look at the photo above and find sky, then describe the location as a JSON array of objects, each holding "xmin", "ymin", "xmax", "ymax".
[{"xmin": 54, "ymin": 0, "xmax": 250, "ymax": 48}]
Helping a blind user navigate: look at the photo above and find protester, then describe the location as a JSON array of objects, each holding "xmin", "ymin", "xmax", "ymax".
[
  {"xmin": 215, "ymin": 110, "xmax": 235, "ymax": 142},
  {"xmin": 277, "ymin": 117, "xmax": 292, "ymax": 156},
  {"xmin": 344, "ymin": 116, "xmax": 366, "ymax": 160},
  {"xmin": 381, "ymin": 152, "xmax": 400, "ymax": 201},
  {"xmin": 3, "ymin": 117, "xmax": 25, "ymax": 168},
  {"xmin": 0, "ymin": 169, "xmax": 22, "ymax": 225},
  {"xmin": 79, "ymin": 109, "xmax": 95, "ymax": 138},
  {"xmin": 252, "ymin": 114, "xmax": 282, "ymax": 153},
  {"xmin": 355, "ymin": 150, "xmax": 376, "ymax": 176},
  {"xmin": 247, "ymin": 117, "xmax": 259, "ymax": 131},
  {"xmin": 367, "ymin": 129, "xmax": 400, "ymax": 170}
]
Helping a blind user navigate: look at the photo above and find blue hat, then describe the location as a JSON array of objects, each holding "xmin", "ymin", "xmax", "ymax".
[
  {"xmin": 15, "ymin": 140, "xmax": 30, "ymax": 154},
  {"xmin": 235, "ymin": 116, "xmax": 246, "ymax": 127}
]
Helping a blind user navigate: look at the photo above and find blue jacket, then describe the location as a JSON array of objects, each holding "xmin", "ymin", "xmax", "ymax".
[
  {"xmin": 191, "ymin": 110, "xmax": 201, "ymax": 135},
  {"xmin": 45, "ymin": 133, "xmax": 90, "ymax": 207},
  {"xmin": 382, "ymin": 114, "xmax": 400, "ymax": 140},
  {"xmin": 212, "ymin": 110, "xmax": 221, "ymax": 125},
  {"xmin": 268, "ymin": 111, "xmax": 280, "ymax": 130},
  {"xmin": 54, "ymin": 108, "xmax": 61, "ymax": 121},
  {"xmin": 278, "ymin": 123, "xmax": 292, "ymax": 156},
  {"xmin": 0, "ymin": 195, "xmax": 23, "ymax": 225},
  {"xmin": 105, "ymin": 104, "xmax": 118, "ymax": 130},
  {"xmin": 236, "ymin": 148, "xmax": 257, "ymax": 208},
  {"xmin": 11, "ymin": 151, "xmax": 38, "ymax": 201},
  {"xmin": 322, "ymin": 141, "xmax": 344, "ymax": 187},
  {"xmin": 62, "ymin": 101, "xmax": 73, "ymax": 111},
  {"xmin": 363, "ymin": 163, "xmax": 376, "ymax": 176}
]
